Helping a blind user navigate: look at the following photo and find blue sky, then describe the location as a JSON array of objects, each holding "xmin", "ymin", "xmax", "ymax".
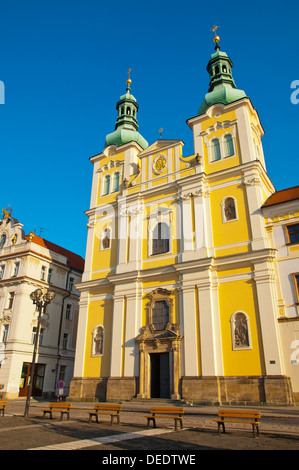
[{"xmin": 0, "ymin": 0, "xmax": 298, "ymax": 258}]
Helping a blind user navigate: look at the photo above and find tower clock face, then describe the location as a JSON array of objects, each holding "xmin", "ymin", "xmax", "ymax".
[{"xmin": 153, "ymin": 154, "xmax": 167, "ymax": 174}]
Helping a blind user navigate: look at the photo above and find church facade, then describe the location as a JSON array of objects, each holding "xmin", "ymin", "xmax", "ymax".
[{"xmin": 70, "ymin": 35, "xmax": 299, "ymax": 405}]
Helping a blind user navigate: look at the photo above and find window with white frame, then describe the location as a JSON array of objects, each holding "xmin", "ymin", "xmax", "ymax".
[
  {"xmin": 32, "ymin": 326, "xmax": 45, "ymax": 345},
  {"xmin": 211, "ymin": 138, "xmax": 221, "ymax": 162},
  {"xmin": 223, "ymin": 134, "xmax": 234, "ymax": 157},
  {"xmin": 152, "ymin": 222, "xmax": 169, "ymax": 255},
  {"xmin": 92, "ymin": 325, "xmax": 104, "ymax": 356},
  {"xmin": 112, "ymin": 171, "xmax": 120, "ymax": 192},
  {"xmin": 222, "ymin": 197, "xmax": 238, "ymax": 222},
  {"xmin": 62, "ymin": 333, "xmax": 69, "ymax": 350},
  {"xmin": 292, "ymin": 274, "xmax": 299, "ymax": 304},
  {"xmin": 0, "ymin": 264, "xmax": 5, "ymax": 279},
  {"xmin": 231, "ymin": 311, "xmax": 251, "ymax": 350},
  {"xmin": 208, "ymin": 132, "xmax": 235, "ymax": 163},
  {"xmin": 7, "ymin": 292, "xmax": 15, "ymax": 310},
  {"xmin": 0, "ymin": 234, "xmax": 6, "ymax": 249},
  {"xmin": 69, "ymin": 276, "xmax": 74, "ymax": 291},
  {"xmin": 103, "ymin": 174, "xmax": 111, "ymax": 195},
  {"xmin": 148, "ymin": 209, "xmax": 172, "ymax": 257},
  {"xmin": 40, "ymin": 265, "xmax": 46, "ymax": 281},
  {"xmin": 47, "ymin": 268, "xmax": 53, "ymax": 284},
  {"xmin": 65, "ymin": 303, "xmax": 72, "ymax": 320},
  {"xmin": 2, "ymin": 324, "xmax": 9, "ymax": 343},
  {"xmin": 13, "ymin": 262, "xmax": 20, "ymax": 277}
]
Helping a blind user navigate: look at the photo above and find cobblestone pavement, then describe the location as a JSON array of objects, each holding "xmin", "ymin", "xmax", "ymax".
[{"xmin": 1, "ymin": 399, "xmax": 299, "ymax": 453}]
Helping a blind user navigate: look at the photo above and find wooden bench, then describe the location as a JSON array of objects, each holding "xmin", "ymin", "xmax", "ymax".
[
  {"xmin": 42, "ymin": 402, "xmax": 72, "ymax": 420},
  {"xmin": 0, "ymin": 401, "xmax": 7, "ymax": 417},
  {"xmin": 88, "ymin": 404, "xmax": 122, "ymax": 425},
  {"xmin": 145, "ymin": 407, "xmax": 184, "ymax": 431},
  {"xmin": 214, "ymin": 409, "xmax": 261, "ymax": 437}
]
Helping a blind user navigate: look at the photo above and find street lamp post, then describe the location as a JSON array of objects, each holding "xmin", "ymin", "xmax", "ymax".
[{"xmin": 24, "ymin": 288, "xmax": 55, "ymax": 417}]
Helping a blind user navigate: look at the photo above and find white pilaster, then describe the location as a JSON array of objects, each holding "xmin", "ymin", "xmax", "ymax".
[
  {"xmin": 180, "ymin": 283, "xmax": 198, "ymax": 376},
  {"xmin": 109, "ymin": 294, "xmax": 125, "ymax": 377},
  {"xmin": 197, "ymin": 270, "xmax": 223, "ymax": 376},
  {"xmin": 73, "ymin": 291, "xmax": 89, "ymax": 377},
  {"xmin": 254, "ymin": 258, "xmax": 285, "ymax": 376}
]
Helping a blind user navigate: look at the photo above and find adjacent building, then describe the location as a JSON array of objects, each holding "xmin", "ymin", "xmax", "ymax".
[
  {"xmin": 69, "ymin": 34, "xmax": 299, "ymax": 405},
  {"xmin": 0, "ymin": 208, "xmax": 84, "ymax": 399}
]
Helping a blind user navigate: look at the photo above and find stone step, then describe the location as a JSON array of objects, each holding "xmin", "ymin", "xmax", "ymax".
[{"xmin": 125, "ymin": 397, "xmax": 188, "ymax": 406}]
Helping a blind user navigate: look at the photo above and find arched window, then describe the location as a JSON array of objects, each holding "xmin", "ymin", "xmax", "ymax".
[
  {"xmin": 231, "ymin": 312, "xmax": 250, "ymax": 349},
  {"xmin": 102, "ymin": 227, "xmax": 111, "ymax": 249},
  {"xmin": 223, "ymin": 134, "xmax": 234, "ymax": 157},
  {"xmin": 0, "ymin": 234, "xmax": 6, "ymax": 249},
  {"xmin": 112, "ymin": 172, "xmax": 120, "ymax": 192},
  {"xmin": 152, "ymin": 222, "xmax": 169, "ymax": 255},
  {"xmin": 152, "ymin": 300, "xmax": 169, "ymax": 330},
  {"xmin": 211, "ymin": 138, "xmax": 221, "ymax": 161},
  {"xmin": 103, "ymin": 175, "xmax": 110, "ymax": 195},
  {"xmin": 223, "ymin": 197, "xmax": 237, "ymax": 222},
  {"xmin": 92, "ymin": 325, "xmax": 104, "ymax": 356}
]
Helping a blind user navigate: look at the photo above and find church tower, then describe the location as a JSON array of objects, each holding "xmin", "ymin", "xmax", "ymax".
[{"xmin": 70, "ymin": 33, "xmax": 295, "ymax": 405}]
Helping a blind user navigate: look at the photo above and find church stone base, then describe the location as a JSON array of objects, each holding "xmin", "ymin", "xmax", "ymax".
[
  {"xmin": 106, "ymin": 377, "xmax": 137, "ymax": 402},
  {"xmin": 68, "ymin": 377, "xmax": 108, "ymax": 402},
  {"xmin": 68, "ymin": 376, "xmax": 137, "ymax": 402},
  {"xmin": 181, "ymin": 376, "xmax": 295, "ymax": 406}
]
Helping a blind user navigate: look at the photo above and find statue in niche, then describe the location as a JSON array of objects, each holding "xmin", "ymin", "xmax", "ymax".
[
  {"xmin": 102, "ymin": 228, "xmax": 110, "ymax": 249},
  {"xmin": 94, "ymin": 326, "xmax": 104, "ymax": 355},
  {"xmin": 224, "ymin": 197, "xmax": 236, "ymax": 221},
  {"xmin": 234, "ymin": 313, "xmax": 249, "ymax": 347}
]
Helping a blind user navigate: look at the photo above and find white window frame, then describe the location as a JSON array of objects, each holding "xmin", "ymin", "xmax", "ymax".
[
  {"xmin": 148, "ymin": 208, "xmax": 172, "ymax": 257},
  {"xmin": 204, "ymin": 129, "xmax": 237, "ymax": 164},
  {"xmin": 0, "ymin": 264, "xmax": 5, "ymax": 279},
  {"xmin": 111, "ymin": 171, "xmax": 120, "ymax": 192}
]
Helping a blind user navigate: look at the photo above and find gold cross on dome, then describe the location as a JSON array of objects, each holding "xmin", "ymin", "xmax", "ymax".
[
  {"xmin": 127, "ymin": 68, "xmax": 132, "ymax": 80},
  {"xmin": 211, "ymin": 25, "xmax": 219, "ymax": 35}
]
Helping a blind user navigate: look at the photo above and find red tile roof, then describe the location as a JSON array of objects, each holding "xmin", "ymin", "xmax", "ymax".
[
  {"xmin": 25, "ymin": 233, "xmax": 84, "ymax": 272},
  {"xmin": 262, "ymin": 185, "xmax": 299, "ymax": 208}
]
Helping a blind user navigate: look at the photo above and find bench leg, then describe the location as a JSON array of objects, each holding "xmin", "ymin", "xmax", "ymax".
[
  {"xmin": 174, "ymin": 418, "xmax": 182, "ymax": 431},
  {"xmin": 252, "ymin": 423, "xmax": 259, "ymax": 438},
  {"xmin": 147, "ymin": 417, "xmax": 156, "ymax": 429},
  {"xmin": 218, "ymin": 421, "xmax": 225, "ymax": 435},
  {"xmin": 43, "ymin": 411, "xmax": 52, "ymax": 419},
  {"xmin": 110, "ymin": 414, "xmax": 120, "ymax": 425}
]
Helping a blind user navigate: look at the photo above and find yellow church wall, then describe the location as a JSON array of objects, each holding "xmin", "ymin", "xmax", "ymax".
[
  {"xmin": 91, "ymin": 216, "xmax": 118, "ymax": 273},
  {"xmin": 218, "ymin": 278, "xmax": 263, "ymax": 376},
  {"xmin": 83, "ymin": 299, "xmax": 113, "ymax": 377},
  {"xmin": 210, "ymin": 183, "xmax": 251, "ymax": 251}
]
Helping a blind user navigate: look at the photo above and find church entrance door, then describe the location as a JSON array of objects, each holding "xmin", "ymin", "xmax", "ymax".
[{"xmin": 150, "ymin": 353, "xmax": 170, "ymax": 399}]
